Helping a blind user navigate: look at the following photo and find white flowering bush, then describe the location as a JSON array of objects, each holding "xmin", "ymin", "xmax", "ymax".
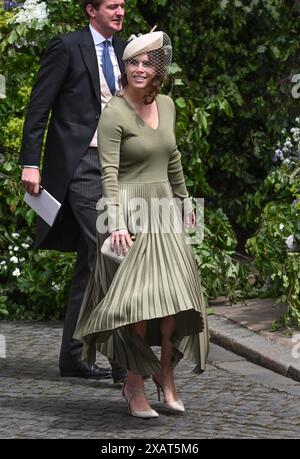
[
  {"xmin": 271, "ymin": 117, "xmax": 300, "ymax": 253},
  {"xmin": 0, "ymin": 229, "xmax": 75, "ymax": 319},
  {"xmin": 273, "ymin": 117, "xmax": 300, "ymax": 166},
  {"xmin": 246, "ymin": 117, "xmax": 300, "ymax": 326},
  {"xmin": 11, "ymin": 0, "xmax": 48, "ymax": 29},
  {"xmin": 2, "ymin": 0, "xmax": 49, "ymax": 50}
]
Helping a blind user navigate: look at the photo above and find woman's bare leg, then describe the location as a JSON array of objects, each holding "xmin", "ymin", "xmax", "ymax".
[
  {"xmin": 154, "ymin": 315, "xmax": 179, "ymax": 402},
  {"xmin": 124, "ymin": 320, "xmax": 153, "ymax": 412}
]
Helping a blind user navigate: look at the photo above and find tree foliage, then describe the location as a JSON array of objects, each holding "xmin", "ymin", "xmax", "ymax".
[
  {"xmin": 149, "ymin": 0, "xmax": 300, "ymax": 238},
  {"xmin": 1, "ymin": 0, "xmax": 299, "ymax": 318}
]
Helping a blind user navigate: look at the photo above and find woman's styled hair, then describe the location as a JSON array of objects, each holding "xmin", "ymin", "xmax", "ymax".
[
  {"xmin": 80, "ymin": 0, "xmax": 104, "ymax": 18},
  {"xmin": 121, "ymin": 48, "xmax": 166, "ymax": 105}
]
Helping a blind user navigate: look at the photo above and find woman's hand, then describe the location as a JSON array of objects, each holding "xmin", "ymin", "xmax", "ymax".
[
  {"xmin": 184, "ymin": 210, "xmax": 196, "ymax": 229},
  {"xmin": 111, "ymin": 229, "xmax": 134, "ymax": 255}
]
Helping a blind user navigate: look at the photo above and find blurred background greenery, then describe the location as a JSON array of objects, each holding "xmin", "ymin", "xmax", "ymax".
[{"xmin": 1, "ymin": 0, "xmax": 300, "ymax": 325}]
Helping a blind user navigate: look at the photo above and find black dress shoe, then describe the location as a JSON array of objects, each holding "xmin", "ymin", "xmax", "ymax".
[
  {"xmin": 112, "ymin": 367, "xmax": 127, "ymax": 386},
  {"xmin": 60, "ymin": 363, "xmax": 111, "ymax": 379}
]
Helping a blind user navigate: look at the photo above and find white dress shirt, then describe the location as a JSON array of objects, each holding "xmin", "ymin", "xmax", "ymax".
[
  {"xmin": 89, "ymin": 24, "xmax": 121, "ymax": 148},
  {"xmin": 89, "ymin": 24, "xmax": 121, "ymax": 93}
]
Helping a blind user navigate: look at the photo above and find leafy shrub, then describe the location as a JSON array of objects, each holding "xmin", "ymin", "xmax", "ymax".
[
  {"xmin": 0, "ymin": 229, "xmax": 75, "ymax": 319},
  {"xmin": 145, "ymin": 0, "xmax": 300, "ymax": 242},
  {"xmin": 193, "ymin": 208, "xmax": 250, "ymax": 304},
  {"xmin": 1, "ymin": 0, "xmax": 277, "ymax": 319},
  {"xmin": 246, "ymin": 118, "xmax": 300, "ymax": 325}
]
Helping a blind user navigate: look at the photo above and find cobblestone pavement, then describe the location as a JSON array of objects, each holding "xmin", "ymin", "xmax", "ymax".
[{"xmin": 0, "ymin": 321, "xmax": 300, "ymax": 439}]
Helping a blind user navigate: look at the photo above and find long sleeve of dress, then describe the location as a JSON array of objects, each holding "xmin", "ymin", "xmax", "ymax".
[
  {"xmin": 97, "ymin": 104, "xmax": 127, "ymax": 233},
  {"xmin": 168, "ymin": 99, "xmax": 193, "ymax": 216}
]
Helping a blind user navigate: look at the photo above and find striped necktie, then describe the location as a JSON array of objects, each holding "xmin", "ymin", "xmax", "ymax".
[{"xmin": 102, "ymin": 40, "xmax": 116, "ymax": 95}]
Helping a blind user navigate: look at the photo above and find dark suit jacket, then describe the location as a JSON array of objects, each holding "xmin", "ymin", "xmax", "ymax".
[{"xmin": 20, "ymin": 26, "xmax": 126, "ymax": 251}]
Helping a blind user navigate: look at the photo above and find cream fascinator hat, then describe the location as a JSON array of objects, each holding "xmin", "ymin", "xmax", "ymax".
[{"xmin": 123, "ymin": 30, "xmax": 172, "ymax": 77}]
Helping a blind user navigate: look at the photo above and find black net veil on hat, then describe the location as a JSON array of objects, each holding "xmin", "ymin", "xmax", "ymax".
[{"xmin": 122, "ymin": 31, "xmax": 173, "ymax": 80}]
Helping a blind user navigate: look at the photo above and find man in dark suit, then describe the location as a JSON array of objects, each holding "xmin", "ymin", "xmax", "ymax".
[{"xmin": 20, "ymin": 0, "xmax": 127, "ymax": 383}]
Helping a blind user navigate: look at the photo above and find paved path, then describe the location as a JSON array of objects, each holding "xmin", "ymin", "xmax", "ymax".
[
  {"xmin": 210, "ymin": 298, "xmax": 300, "ymax": 382},
  {"xmin": 0, "ymin": 321, "xmax": 300, "ymax": 439}
]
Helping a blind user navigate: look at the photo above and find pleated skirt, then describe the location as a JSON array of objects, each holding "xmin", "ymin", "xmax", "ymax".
[{"xmin": 74, "ymin": 181, "xmax": 209, "ymax": 376}]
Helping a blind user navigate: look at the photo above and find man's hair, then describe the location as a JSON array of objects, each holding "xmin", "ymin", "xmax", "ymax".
[{"xmin": 80, "ymin": 0, "xmax": 104, "ymax": 18}]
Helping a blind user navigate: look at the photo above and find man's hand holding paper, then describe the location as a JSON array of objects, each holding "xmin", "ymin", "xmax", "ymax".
[
  {"xmin": 21, "ymin": 167, "xmax": 40, "ymax": 195},
  {"xmin": 24, "ymin": 186, "xmax": 61, "ymax": 227}
]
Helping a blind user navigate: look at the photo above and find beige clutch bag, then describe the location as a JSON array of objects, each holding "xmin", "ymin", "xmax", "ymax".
[{"xmin": 101, "ymin": 235, "xmax": 136, "ymax": 264}]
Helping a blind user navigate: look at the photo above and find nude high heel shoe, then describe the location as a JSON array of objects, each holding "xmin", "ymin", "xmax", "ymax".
[
  {"xmin": 122, "ymin": 382, "xmax": 159, "ymax": 419},
  {"xmin": 152, "ymin": 376, "xmax": 185, "ymax": 413}
]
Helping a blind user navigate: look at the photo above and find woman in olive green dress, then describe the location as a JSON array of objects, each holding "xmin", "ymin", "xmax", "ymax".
[{"xmin": 74, "ymin": 31, "xmax": 209, "ymax": 418}]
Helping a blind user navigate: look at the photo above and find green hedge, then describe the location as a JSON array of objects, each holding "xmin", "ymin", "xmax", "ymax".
[{"xmin": 2, "ymin": 0, "xmax": 299, "ymax": 319}]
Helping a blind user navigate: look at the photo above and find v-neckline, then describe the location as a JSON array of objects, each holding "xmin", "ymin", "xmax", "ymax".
[{"xmin": 120, "ymin": 94, "xmax": 160, "ymax": 131}]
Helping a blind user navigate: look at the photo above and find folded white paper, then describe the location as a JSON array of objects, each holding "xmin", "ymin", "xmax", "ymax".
[{"xmin": 24, "ymin": 188, "xmax": 61, "ymax": 227}]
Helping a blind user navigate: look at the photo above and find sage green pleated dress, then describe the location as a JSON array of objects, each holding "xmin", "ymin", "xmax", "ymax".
[{"xmin": 74, "ymin": 93, "xmax": 209, "ymax": 376}]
